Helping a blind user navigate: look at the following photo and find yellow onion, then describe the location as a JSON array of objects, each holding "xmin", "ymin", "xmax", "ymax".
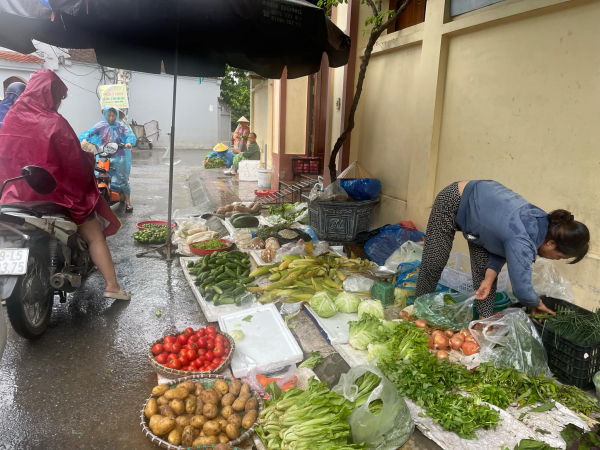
[
  {"xmin": 450, "ymin": 335, "xmax": 464, "ymax": 350},
  {"xmin": 433, "ymin": 334, "xmax": 449, "ymax": 350},
  {"xmin": 444, "ymin": 330, "xmax": 455, "ymax": 339},
  {"xmin": 462, "ymin": 341, "xmax": 479, "ymax": 356},
  {"xmin": 436, "ymin": 350, "xmax": 449, "ymax": 360},
  {"xmin": 415, "ymin": 319, "xmax": 427, "ymax": 328}
]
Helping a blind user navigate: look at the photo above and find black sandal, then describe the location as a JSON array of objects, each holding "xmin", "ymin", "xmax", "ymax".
[{"xmin": 126, "ymin": 204, "xmax": 133, "ymax": 213}]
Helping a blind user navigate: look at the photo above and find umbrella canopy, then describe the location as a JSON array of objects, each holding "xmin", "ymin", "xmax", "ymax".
[{"xmin": 0, "ymin": 0, "xmax": 351, "ymax": 79}]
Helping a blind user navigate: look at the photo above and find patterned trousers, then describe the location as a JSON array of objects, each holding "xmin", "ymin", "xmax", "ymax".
[{"xmin": 414, "ymin": 182, "xmax": 496, "ymax": 318}]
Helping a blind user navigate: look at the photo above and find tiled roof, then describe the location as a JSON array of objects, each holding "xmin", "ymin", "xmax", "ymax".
[
  {"xmin": 67, "ymin": 48, "xmax": 98, "ymax": 64},
  {"xmin": 0, "ymin": 51, "xmax": 43, "ymax": 64}
]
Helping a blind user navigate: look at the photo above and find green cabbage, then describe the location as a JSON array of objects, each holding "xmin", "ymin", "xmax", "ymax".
[
  {"xmin": 310, "ymin": 291, "xmax": 336, "ymax": 318},
  {"xmin": 348, "ymin": 315, "xmax": 381, "ymax": 350},
  {"xmin": 358, "ymin": 299, "xmax": 385, "ymax": 320},
  {"xmin": 334, "ymin": 291, "xmax": 361, "ymax": 314},
  {"xmin": 230, "ymin": 330, "xmax": 244, "ymax": 342}
]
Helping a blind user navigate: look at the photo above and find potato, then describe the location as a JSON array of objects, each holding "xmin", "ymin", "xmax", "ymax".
[
  {"xmin": 229, "ymin": 379, "xmax": 242, "ymax": 396},
  {"xmin": 152, "ymin": 385, "xmax": 169, "ymax": 397},
  {"xmin": 149, "ymin": 414, "xmax": 164, "ymax": 430},
  {"xmin": 245, "ymin": 397, "xmax": 259, "ymax": 412},
  {"xmin": 232, "ymin": 393, "xmax": 251, "ymax": 412},
  {"xmin": 175, "ymin": 415, "xmax": 191, "ymax": 428},
  {"xmin": 227, "ymin": 414, "xmax": 242, "ymax": 428},
  {"xmin": 165, "ymin": 388, "xmax": 189, "ymax": 400},
  {"xmin": 192, "ymin": 436, "xmax": 218, "ymax": 446},
  {"xmin": 221, "ymin": 406, "xmax": 234, "ymax": 419},
  {"xmin": 217, "ymin": 417, "xmax": 229, "ymax": 430},
  {"xmin": 181, "ymin": 425, "xmax": 195, "ymax": 447},
  {"xmin": 185, "ymin": 396, "xmax": 196, "ymax": 414},
  {"xmin": 151, "ymin": 417, "xmax": 176, "ymax": 436},
  {"xmin": 214, "ymin": 379, "xmax": 229, "ymax": 396},
  {"xmin": 169, "ymin": 399, "xmax": 185, "ymax": 415},
  {"xmin": 195, "ymin": 399, "xmax": 205, "ymax": 415},
  {"xmin": 240, "ymin": 383, "xmax": 250, "ymax": 396},
  {"xmin": 167, "ymin": 426, "xmax": 182, "ymax": 445},
  {"xmin": 201, "ymin": 388, "xmax": 219, "ymax": 405},
  {"xmin": 157, "ymin": 396, "xmax": 169, "ymax": 406},
  {"xmin": 242, "ymin": 410, "xmax": 258, "ymax": 429},
  {"xmin": 203, "ymin": 403, "xmax": 218, "ymax": 419},
  {"xmin": 158, "ymin": 405, "xmax": 177, "ymax": 420},
  {"xmin": 218, "ymin": 433, "xmax": 230, "ymax": 443},
  {"xmin": 216, "ymin": 390, "xmax": 223, "ymax": 402},
  {"xmin": 226, "ymin": 423, "xmax": 241, "ymax": 440},
  {"xmin": 203, "ymin": 420, "xmax": 222, "ymax": 436},
  {"xmin": 190, "ymin": 415, "xmax": 207, "ymax": 429},
  {"xmin": 194, "ymin": 383, "xmax": 205, "ymax": 396},
  {"xmin": 145, "ymin": 398, "xmax": 159, "ymax": 419},
  {"xmin": 178, "ymin": 381, "xmax": 196, "ymax": 393},
  {"xmin": 221, "ymin": 393, "xmax": 235, "ymax": 407}
]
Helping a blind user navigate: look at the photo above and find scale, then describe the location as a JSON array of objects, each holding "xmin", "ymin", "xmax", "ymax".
[{"xmin": 369, "ymin": 266, "xmax": 396, "ymax": 307}]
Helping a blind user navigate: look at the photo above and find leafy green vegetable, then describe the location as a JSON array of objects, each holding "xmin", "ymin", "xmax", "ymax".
[
  {"xmin": 334, "ymin": 291, "xmax": 361, "ymax": 314},
  {"xmin": 348, "ymin": 315, "xmax": 381, "ymax": 350},
  {"xmin": 310, "ymin": 291, "xmax": 336, "ymax": 318},
  {"xmin": 230, "ymin": 330, "xmax": 244, "ymax": 342},
  {"xmin": 191, "ymin": 238, "xmax": 227, "ymax": 249},
  {"xmin": 204, "ymin": 156, "xmax": 226, "ymax": 169},
  {"xmin": 513, "ymin": 439, "xmax": 558, "ymax": 449},
  {"xmin": 242, "ymin": 315, "xmax": 253, "ymax": 322},
  {"xmin": 528, "ymin": 401, "xmax": 555, "ymax": 413},
  {"xmin": 561, "ymin": 423, "xmax": 600, "ymax": 449},
  {"xmin": 535, "ymin": 429, "xmax": 551, "ymax": 435},
  {"xmin": 357, "ymin": 299, "xmax": 385, "ymax": 320},
  {"xmin": 298, "ymin": 351, "xmax": 324, "ymax": 370},
  {"xmin": 267, "ymin": 203, "xmax": 308, "ymax": 224}
]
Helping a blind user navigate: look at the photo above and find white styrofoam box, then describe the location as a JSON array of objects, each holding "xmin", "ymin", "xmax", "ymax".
[
  {"xmin": 218, "ymin": 304, "xmax": 303, "ymax": 378},
  {"xmin": 440, "ymin": 252, "xmax": 510, "ymax": 294},
  {"xmin": 303, "ymin": 304, "xmax": 357, "ymax": 345},
  {"xmin": 238, "ymin": 160, "xmax": 261, "ymax": 181}
]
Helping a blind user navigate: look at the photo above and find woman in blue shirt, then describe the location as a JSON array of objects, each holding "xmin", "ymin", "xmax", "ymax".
[{"xmin": 414, "ymin": 181, "xmax": 589, "ymax": 318}]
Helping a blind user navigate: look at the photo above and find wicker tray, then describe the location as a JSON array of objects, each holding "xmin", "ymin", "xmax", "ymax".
[
  {"xmin": 140, "ymin": 374, "xmax": 264, "ymax": 449},
  {"xmin": 148, "ymin": 331, "xmax": 236, "ymax": 378}
]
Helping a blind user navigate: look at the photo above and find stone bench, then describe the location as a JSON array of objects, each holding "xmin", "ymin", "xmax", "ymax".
[{"xmin": 239, "ymin": 159, "xmax": 261, "ymax": 181}]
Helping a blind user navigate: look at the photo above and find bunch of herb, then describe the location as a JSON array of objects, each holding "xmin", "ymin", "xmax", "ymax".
[
  {"xmin": 538, "ymin": 309, "xmax": 600, "ymax": 346},
  {"xmin": 204, "ymin": 156, "xmax": 226, "ymax": 169},
  {"xmin": 560, "ymin": 423, "xmax": 600, "ymax": 448}
]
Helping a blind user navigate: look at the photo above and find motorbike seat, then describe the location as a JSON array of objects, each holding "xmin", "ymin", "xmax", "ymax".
[{"xmin": 1, "ymin": 202, "xmax": 72, "ymax": 218}]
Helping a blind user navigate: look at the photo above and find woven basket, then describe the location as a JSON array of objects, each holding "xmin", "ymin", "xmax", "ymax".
[
  {"xmin": 148, "ymin": 331, "xmax": 235, "ymax": 378},
  {"xmin": 140, "ymin": 374, "xmax": 264, "ymax": 449}
]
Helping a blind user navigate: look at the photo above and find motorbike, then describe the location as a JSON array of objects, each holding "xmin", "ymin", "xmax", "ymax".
[
  {"xmin": 0, "ymin": 165, "xmax": 94, "ymax": 345},
  {"xmin": 95, "ymin": 142, "xmax": 123, "ymax": 206}
]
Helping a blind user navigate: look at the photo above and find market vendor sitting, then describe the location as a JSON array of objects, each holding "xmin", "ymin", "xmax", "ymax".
[
  {"xmin": 231, "ymin": 132, "xmax": 261, "ymax": 175},
  {"xmin": 203, "ymin": 142, "xmax": 235, "ymax": 168}
]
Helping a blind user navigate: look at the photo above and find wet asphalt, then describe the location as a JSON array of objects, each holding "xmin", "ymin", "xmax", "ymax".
[{"xmin": 0, "ymin": 149, "xmax": 209, "ymax": 450}]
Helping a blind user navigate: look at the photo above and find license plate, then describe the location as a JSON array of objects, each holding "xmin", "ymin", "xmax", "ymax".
[{"xmin": 0, "ymin": 249, "xmax": 29, "ymax": 275}]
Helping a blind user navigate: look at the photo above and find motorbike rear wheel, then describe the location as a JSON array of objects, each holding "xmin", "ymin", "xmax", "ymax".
[{"xmin": 6, "ymin": 251, "xmax": 53, "ymax": 339}]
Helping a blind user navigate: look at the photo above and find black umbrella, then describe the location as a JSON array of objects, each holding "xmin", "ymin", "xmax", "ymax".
[{"xmin": 0, "ymin": 0, "xmax": 350, "ymax": 258}]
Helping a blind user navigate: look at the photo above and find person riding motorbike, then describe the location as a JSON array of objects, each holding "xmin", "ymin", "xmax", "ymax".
[
  {"xmin": 0, "ymin": 81, "xmax": 26, "ymax": 131},
  {"xmin": 79, "ymin": 106, "xmax": 136, "ymax": 213},
  {"xmin": 0, "ymin": 69, "xmax": 131, "ymax": 301}
]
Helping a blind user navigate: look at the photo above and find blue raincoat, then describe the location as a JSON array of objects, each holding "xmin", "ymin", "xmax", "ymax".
[
  {"xmin": 205, "ymin": 148, "xmax": 235, "ymax": 167},
  {"xmin": 79, "ymin": 106, "xmax": 136, "ymax": 195},
  {"xmin": 0, "ymin": 82, "xmax": 26, "ymax": 131}
]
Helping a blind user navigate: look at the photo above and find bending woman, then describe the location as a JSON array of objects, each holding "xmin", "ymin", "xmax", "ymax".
[
  {"xmin": 79, "ymin": 106, "xmax": 136, "ymax": 213},
  {"xmin": 0, "ymin": 69, "xmax": 130, "ymax": 300},
  {"xmin": 414, "ymin": 180, "xmax": 589, "ymax": 318}
]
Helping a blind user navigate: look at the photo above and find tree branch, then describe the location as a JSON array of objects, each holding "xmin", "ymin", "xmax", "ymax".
[{"xmin": 363, "ymin": 0, "xmax": 379, "ymax": 19}]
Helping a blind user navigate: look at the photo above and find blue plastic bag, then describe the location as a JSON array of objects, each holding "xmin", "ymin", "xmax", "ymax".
[
  {"xmin": 364, "ymin": 225, "xmax": 425, "ymax": 265},
  {"xmin": 339, "ymin": 178, "xmax": 381, "ymax": 201}
]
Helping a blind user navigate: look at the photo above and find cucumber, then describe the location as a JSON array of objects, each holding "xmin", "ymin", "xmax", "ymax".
[
  {"xmin": 230, "ymin": 212, "xmax": 252, "ymax": 222},
  {"xmin": 231, "ymin": 215, "xmax": 259, "ymax": 228},
  {"xmin": 213, "ymin": 286, "xmax": 223, "ymax": 294}
]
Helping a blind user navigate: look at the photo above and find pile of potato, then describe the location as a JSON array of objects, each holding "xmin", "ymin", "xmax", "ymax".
[{"xmin": 145, "ymin": 378, "xmax": 259, "ymax": 447}]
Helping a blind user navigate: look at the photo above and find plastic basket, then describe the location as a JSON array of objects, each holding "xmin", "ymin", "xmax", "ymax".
[
  {"xmin": 440, "ymin": 252, "xmax": 510, "ymax": 294},
  {"xmin": 533, "ymin": 297, "xmax": 600, "ymax": 390},
  {"xmin": 291, "ymin": 156, "xmax": 322, "ymax": 175},
  {"xmin": 189, "ymin": 239, "xmax": 232, "ymax": 256}
]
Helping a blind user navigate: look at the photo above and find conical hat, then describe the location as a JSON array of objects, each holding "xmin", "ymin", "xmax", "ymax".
[
  {"xmin": 237, "ymin": 116, "xmax": 249, "ymax": 123},
  {"xmin": 213, "ymin": 142, "xmax": 228, "ymax": 152}
]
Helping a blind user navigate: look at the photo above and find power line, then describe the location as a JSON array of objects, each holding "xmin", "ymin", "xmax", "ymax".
[{"xmin": 61, "ymin": 77, "xmax": 97, "ymax": 95}]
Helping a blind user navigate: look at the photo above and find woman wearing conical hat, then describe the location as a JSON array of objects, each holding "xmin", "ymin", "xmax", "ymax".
[{"xmin": 233, "ymin": 116, "xmax": 250, "ymax": 153}]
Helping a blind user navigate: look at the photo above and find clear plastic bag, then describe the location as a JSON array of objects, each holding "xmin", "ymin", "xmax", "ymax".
[
  {"xmin": 470, "ymin": 308, "xmax": 552, "ymax": 378},
  {"xmin": 308, "ymin": 176, "xmax": 349, "ymax": 202},
  {"xmin": 384, "ymin": 241, "xmax": 423, "ymax": 271},
  {"xmin": 364, "ymin": 224, "xmax": 425, "ymax": 266},
  {"xmin": 333, "ymin": 365, "xmax": 414, "ymax": 450},
  {"xmin": 413, "ymin": 292, "xmax": 474, "ymax": 330},
  {"xmin": 343, "ymin": 274, "xmax": 375, "ymax": 292},
  {"xmin": 530, "ymin": 258, "xmax": 574, "ymax": 303},
  {"xmin": 274, "ymin": 239, "xmax": 307, "ymax": 262},
  {"xmin": 245, "ymin": 365, "xmax": 298, "ymax": 396},
  {"xmin": 311, "ymin": 240, "xmax": 329, "ymax": 256}
]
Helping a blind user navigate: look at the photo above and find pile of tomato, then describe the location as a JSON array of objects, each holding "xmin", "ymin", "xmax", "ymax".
[{"xmin": 151, "ymin": 326, "xmax": 231, "ymax": 372}]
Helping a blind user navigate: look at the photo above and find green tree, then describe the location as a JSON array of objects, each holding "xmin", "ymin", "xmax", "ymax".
[
  {"xmin": 220, "ymin": 65, "xmax": 251, "ymax": 129},
  {"xmin": 322, "ymin": 0, "xmax": 412, "ymax": 181}
]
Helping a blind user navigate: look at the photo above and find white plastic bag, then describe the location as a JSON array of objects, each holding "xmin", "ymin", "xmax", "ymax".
[
  {"xmin": 311, "ymin": 240, "xmax": 329, "ymax": 256},
  {"xmin": 308, "ymin": 176, "xmax": 349, "ymax": 202},
  {"xmin": 333, "ymin": 365, "xmax": 414, "ymax": 450},
  {"xmin": 530, "ymin": 258, "xmax": 574, "ymax": 302},
  {"xmin": 274, "ymin": 239, "xmax": 307, "ymax": 262},
  {"xmin": 245, "ymin": 365, "xmax": 298, "ymax": 396},
  {"xmin": 343, "ymin": 274, "xmax": 375, "ymax": 292},
  {"xmin": 384, "ymin": 241, "xmax": 423, "ymax": 271}
]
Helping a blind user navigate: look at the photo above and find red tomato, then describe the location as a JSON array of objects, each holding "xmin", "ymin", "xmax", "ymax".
[
  {"xmin": 164, "ymin": 336, "xmax": 176, "ymax": 344},
  {"xmin": 224, "ymin": 348, "xmax": 230, "ymax": 355},
  {"xmin": 152, "ymin": 343, "xmax": 164, "ymax": 355},
  {"xmin": 163, "ymin": 341, "xmax": 173, "ymax": 353},
  {"xmin": 187, "ymin": 366, "xmax": 197, "ymax": 372},
  {"xmin": 186, "ymin": 349, "xmax": 197, "ymax": 360},
  {"xmin": 172, "ymin": 342, "xmax": 182, "ymax": 354},
  {"xmin": 197, "ymin": 337, "xmax": 207, "ymax": 349},
  {"xmin": 197, "ymin": 349, "xmax": 207, "ymax": 357},
  {"xmin": 185, "ymin": 327, "xmax": 194, "ymax": 336},
  {"xmin": 212, "ymin": 357, "xmax": 221, "ymax": 365},
  {"xmin": 213, "ymin": 346, "xmax": 224, "ymax": 358},
  {"xmin": 209, "ymin": 363, "xmax": 218, "ymax": 371},
  {"xmin": 204, "ymin": 351, "xmax": 214, "ymax": 362},
  {"xmin": 207, "ymin": 333, "xmax": 217, "ymax": 341},
  {"xmin": 206, "ymin": 326, "xmax": 216, "ymax": 334},
  {"xmin": 178, "ymin": 355, "xmax": 189, "ymax": 366},
  {"xmin": 215, "ymin": 334, "xmax": 224, "ymax": 343},
  {"xmin": 168, "ymin": 359, "xmax": 182, "ymax": 370},
  {"xmin": 196, "ymin": 328, "xmax": 205, "ymax": 337},
  {"xmin": 188, "ymin": 335, "xmax": 198, "ymax": 344},
  {"xmin": 223, "ymin": 340, "xmax": 230, "ymax": 348},
  {"xmin": 155, "ymin": 352, "xmax": 169, "ymax": 364},
  {"xmin": 207, "ymin": 340, "xmax": 215, "ymax": 350},
  {"xmin": 177, "ymin": 334, "xmax": 189, "ymax": 345},
  {"xmin": 192, "ymin": 358, "xmax": 204, "ymax": 368},
  {"xmin": 168, "ymin": 353, "xmax": 179, "ymax": 362}
]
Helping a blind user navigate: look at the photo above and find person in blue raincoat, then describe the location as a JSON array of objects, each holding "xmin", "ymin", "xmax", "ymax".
[
  {"xmin": 0, "ymin": 82, "xmax": 26, "ymax": 131},
  {"xmin": 79, "ymin": 106, "xmax": 137, "ymax": 212},
  {"xmin": 203, "ymin": 142, "xmax": 235, "ymax": 168}
]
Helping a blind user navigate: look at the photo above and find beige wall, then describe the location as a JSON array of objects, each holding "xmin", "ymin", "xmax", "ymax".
[
  {"xmin": 348, "ymin": 0, "xmax": 600, "ymax": 309},
  {"xmin": 285, "ymin": 77, "xmax": 309, "ymax": 155},
  {"xmin": 251, "ymin": 81, "xmax": 269, "ymax": 167}
]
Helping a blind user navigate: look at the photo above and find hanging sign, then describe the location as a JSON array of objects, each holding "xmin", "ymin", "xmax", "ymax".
[{"xmin": 98, "ymin": 84, "xmax": 129, "ymax": 109}]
